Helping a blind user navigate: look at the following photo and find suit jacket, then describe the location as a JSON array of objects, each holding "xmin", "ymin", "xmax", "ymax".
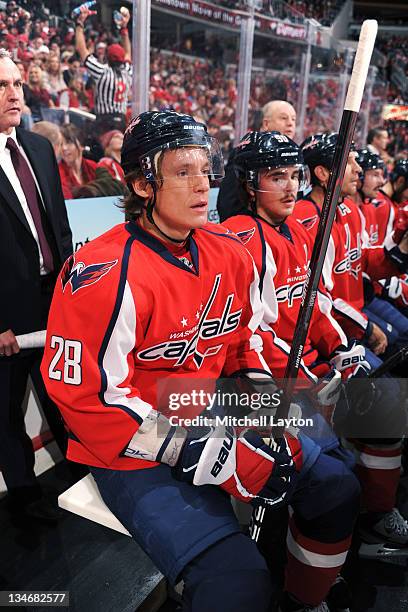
[
  {"xmin": 216, "ymin": 156, "xmax": 247, "ymax": 223},
  {"xmin": 0, "ymin": 127, "xmax": 73, "ymax": 335}
]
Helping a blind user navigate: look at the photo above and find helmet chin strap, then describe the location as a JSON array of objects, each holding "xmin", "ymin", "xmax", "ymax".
[{"xmin": 145, "ymin": 185, "xmax": 192, "ymax": 245}]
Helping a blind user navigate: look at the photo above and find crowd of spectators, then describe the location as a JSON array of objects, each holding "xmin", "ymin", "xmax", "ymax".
[
  {"xmin": 0, "ymin": 0, "xmax": 405, "ymax": 195},
  {"xmin": 218, "ymin": 0, "xmax": 346, "ymax": 26}
]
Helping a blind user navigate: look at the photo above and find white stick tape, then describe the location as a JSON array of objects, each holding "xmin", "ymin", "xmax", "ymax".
[
  {"xmin": 344, "ymin": 20, "xmax": 378, "ymax": 113},
  {"xmin": 16, "ymin": 330, "xmax": 46, "ymax": 349}
]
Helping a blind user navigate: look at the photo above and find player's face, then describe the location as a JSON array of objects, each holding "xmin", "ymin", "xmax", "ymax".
[
  {"xmin": 341, "ymin": 153, "xmax": 361, "ymax": 197},
  {"xmin": 363, "ymin": 168, "xmax": 385, "ymax": 199},
  {"xmin": 255, "ymin": 165, "xmax": 300, "ymax": 224},
  {"xmin": 154, "ymin": 147, "xmax": 210, "ymax": 236}
]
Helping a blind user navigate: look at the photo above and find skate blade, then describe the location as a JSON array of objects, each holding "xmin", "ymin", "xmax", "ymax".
[{"xmin": 359, "ymin": 541, "xmax": 408, "ymax": 559}]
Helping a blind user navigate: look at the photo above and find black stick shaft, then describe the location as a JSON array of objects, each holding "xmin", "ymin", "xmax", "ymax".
[
  {"xmin": 276, "ymin": 110, "xmax": 358, "ymax": 422},
  {"xmin": 368, "ymin": 345, "xmax": 408, "ymax": 378}
]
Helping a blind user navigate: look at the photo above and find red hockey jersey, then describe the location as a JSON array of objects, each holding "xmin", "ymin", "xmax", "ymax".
[
  {"xmin": 359, "ymin": 193, "xmax": 395, "ymax": 247},
  {"xmin": 223, "ymin": 214, "xmax": 347, "ymax": 377},
  {"xmin": 41, "ymin": 221, "xmax": 273, "ymax": 470},
  {"xmin": 365, "ymin": 192, "xmax": 408, "ymax": 306},
  {"xmin": 295, "ymin": 197, "xmax": 398, "ymax": 339}
]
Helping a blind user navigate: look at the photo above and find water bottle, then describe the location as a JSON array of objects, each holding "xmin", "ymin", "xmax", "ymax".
[
  {"xmin": 113, "ymin": 9, "xmax": 124, "ymax": 29},
  {"xmin": 71, "ymin": 1, "xmax": 97, "ymax": 19}
]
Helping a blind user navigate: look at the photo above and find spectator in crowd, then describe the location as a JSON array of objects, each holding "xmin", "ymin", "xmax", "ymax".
[
  {"xmin": 217, "ymin": 99, "xmax": 297, "ymax": 222},
  {"xmin": 62, "ymin": 53, "xmax": 81, "ymax": 87},
  {"xmin": 31, "ymin": 120, "xmax": 63, "ymax": 160},
  {"xmin": 74, "ymin": 166, "xmax": 128, "ymax": 198},
  {"xmin": 42, "ymin": 52, "xmax": 66, "ymax": 102},
  {"xmin": 58, "ymin": 123, "xmax": 97, "ymax": 199},
  {"xmin": 96, "ymin": 129, "xmax": 125, "ymax": 183},
  {"xmin": 367, "ymin": 125, "xmax": 394, "ymax": 171},
  {"xmin": 22, "ymin": 63, "xmax": 53, "ymax": 122},
  {"xmin": 75, "ymin": 4, "xmax": 131, "ymax": 136},
  {"xmin": 59, "ymin": 75, "xmax": 92, "ymax": 111},
  {"xmin": 0, "ymin": 49, "xmax": 73, "ymax": 523}
]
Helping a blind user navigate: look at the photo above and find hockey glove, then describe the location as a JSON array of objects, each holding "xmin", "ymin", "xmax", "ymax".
[
  {"xmin": 331, "ymin": 342, "xmax": 376, "ymax": 418},
  {"xmin": 173, "ymin": 425, "xmax": 302, "ymax": 506},
  {"xmin": 307, "ymin": 365, "xmax": 343, "ymax": 424},
  {"xmin": 330, "ymin": 340, "xmax": 371, "ymax": 380}
]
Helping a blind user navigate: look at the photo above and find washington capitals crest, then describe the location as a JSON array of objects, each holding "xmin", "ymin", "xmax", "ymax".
[
  {"xmin": 61, "ymin": 255, "xmax": 118, "ymax": 294},
  {"xmin": 236, "ymin": 228, "xmax": 256, "ymax": 245},
  {"xmin": 300, "ymin": 215, "xmax": 319, "ymax": 231}
]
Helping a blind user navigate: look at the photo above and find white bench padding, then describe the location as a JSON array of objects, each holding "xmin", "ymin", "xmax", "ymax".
[{"xmin": 58, "ymin": 473, "xmax": 131, "ymax": 536}]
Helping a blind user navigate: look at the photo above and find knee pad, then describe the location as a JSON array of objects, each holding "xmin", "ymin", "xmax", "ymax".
[
  {"xmin": 182, "ymin": 533, "xmax": 273, "ymax": 612},
  {"xmin": 292, "ymin": 452, "xmax": 361, "ymax": 542}
]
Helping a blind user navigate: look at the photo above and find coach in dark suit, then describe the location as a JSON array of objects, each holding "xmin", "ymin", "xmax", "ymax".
[{"xmin": 0, "ymin": 50, "xmax": 73, "ymax": 521}]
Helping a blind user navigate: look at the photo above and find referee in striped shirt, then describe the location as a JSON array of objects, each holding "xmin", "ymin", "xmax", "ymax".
[{"xmin": 75, "ymin": 4, "xmax": 132, "ymax": 137}]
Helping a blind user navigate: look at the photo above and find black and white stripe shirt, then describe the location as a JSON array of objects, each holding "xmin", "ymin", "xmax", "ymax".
[{"xmin": 84, "ymin": 54, "xmax": 132, "ymax": 115}]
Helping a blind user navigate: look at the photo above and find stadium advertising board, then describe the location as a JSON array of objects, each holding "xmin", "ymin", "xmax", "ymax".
[
  {"xmin": 65, "ymin": 189, "xmax": 220, "ymax": 252},
  {"xmin": 152, "ymin": 0, "xmax": 307, "ymax": 40}
]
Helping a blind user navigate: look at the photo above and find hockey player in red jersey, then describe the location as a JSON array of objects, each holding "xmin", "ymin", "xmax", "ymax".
[
  {"xmin": 353, "ymin": 149, "xmax": 408, "ymax": 353},
  {"xmin": 295, "ymin": 133, "xmax": 408, "ymax": 552},
  {"xmin": 222, "ymin": 131, "xmax": 363, "ymax": 611},
  {"xmin": 41, "ymin": 111, "xmax": 360, "ymax": 612},
  {"xmin": 373, "ymin": 159, "xmax": 408, "ymax": 315}
]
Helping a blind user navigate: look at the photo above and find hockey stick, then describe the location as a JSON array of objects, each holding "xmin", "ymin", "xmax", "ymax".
[
  {"xmin": 250, "ymin": 20, "xmax": 378, "ymax": 543},
  {"xmin": 368, "ymin": 344, "xmax": 408, "ymax": 378}
]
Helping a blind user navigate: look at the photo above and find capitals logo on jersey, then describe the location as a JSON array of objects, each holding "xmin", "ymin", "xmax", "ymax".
[
  {"xmin": 137, "ymin": 274, "xmax": 242, "ymax": 369},
  {"xmin": 333, "ymin": 224, "xmax": 362, "ymax": 279},
  {"xmin": 61, "ymin": 255, "xmax": 118, "ymax": 295},
  {"xmin": 236, "ymin": 228, "xmax": 256, "ymax": 245},
  {"xmin": 367, "ymin": 223, "xmax": 379, "ymax": 246},
  {"xmin": 300, "ymin": 215, "xmax": 319, "ymax": 231}
]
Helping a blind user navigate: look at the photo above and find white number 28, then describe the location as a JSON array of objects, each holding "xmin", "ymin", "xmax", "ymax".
[{"xmin": 48, "ymin": 335, "xmax": 82, "ymax": 385}]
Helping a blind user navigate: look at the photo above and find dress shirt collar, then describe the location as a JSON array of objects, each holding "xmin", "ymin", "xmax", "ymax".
[{"xmin": 0, "ymin": 127, "xmax": 18, "ymax": 153}]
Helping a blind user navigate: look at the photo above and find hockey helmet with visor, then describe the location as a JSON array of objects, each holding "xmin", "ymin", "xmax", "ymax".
[
  {"xmin": 121, "ymin": 111, "xmax": 224, "ymax": 187},
  {"xmin": 233, "ymin": 131, "xmax": 310, "ymax": 193}
]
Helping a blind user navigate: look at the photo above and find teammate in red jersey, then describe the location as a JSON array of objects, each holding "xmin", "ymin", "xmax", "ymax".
[
  {"xmin": 222, "ymin": 132, "xmax": 362, "ymax": 611},
  {"xmin": 295, "ymin": 133, "xmax": 408, "ymax": 551},
  {"xmin": 353, "ymin": 149, "xmax": 408, "ymax": 351},
  {"xmin": 374, "ymin": 160, "xmax": 408, "ymax": 314}
]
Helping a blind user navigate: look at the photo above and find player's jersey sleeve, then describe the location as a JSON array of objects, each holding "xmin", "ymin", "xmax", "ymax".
[
  {"xmin": 308, "ymin": 288, "xmax": 348, "ymax": 356},
  {"xmin": 40, "ymin": 236, "xmax": 152, "ymax": 468},
  {"xmin": 320, "ymin": 224, "xmax": 370, "ymax": 340},
  {"xmin": 359, "ymin": 207, "xmax": 403, "ymax": 280},
  {"xmin": 221, "ymin": 244, "xmax": 272, "ymax": 377},
  {"xmin": 297, "ymin": 223, "xmax": 348, "ymax": 357}
]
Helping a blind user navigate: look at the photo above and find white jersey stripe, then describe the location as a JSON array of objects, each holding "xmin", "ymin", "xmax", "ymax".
[
  {"xmin": 333, "ymin": 297, "xmax": 368, "ymax": 329},
  {"xmin": 102, "ymin": 280, "xmax": 153, "ymax": 419}
]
